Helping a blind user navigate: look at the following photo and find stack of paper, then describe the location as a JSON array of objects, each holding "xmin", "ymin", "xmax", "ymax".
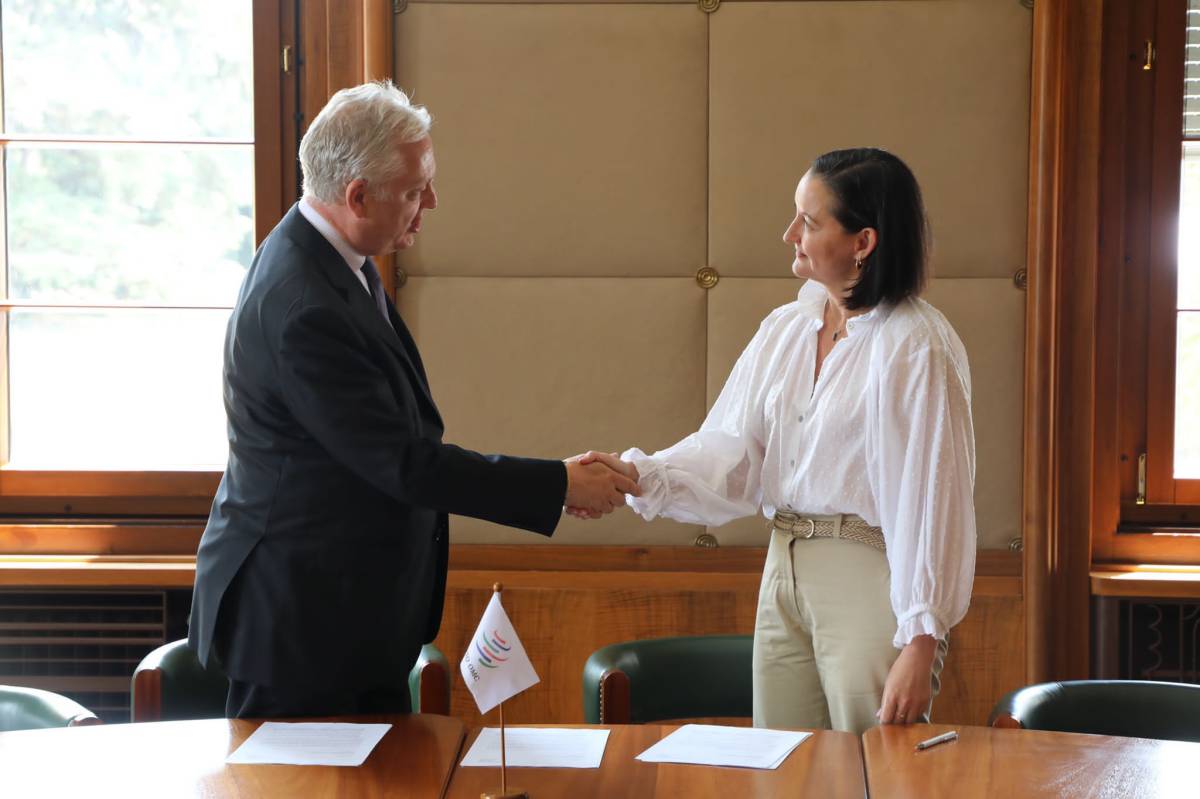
[
  {"xmin": 635, "ymin": 724, "xmax": 810, "ymax": 770},
  {"xmin": 460, "ymin": 728, "xmax": 611, "ymax": 769}
]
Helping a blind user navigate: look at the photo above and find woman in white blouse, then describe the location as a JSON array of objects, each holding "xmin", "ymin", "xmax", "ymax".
[{"xmin": 573, "ymin": 148, "xmax": 976, "ymax": 735}]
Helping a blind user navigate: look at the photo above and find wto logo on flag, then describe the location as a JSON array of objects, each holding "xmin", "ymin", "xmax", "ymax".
[
  {"xmin": 471, "ymin": 629, "xmax": 511, "ymax": 675},
  {"xmin": 460, "ymin": 590, "xmax": 539, "ymax": 714}
]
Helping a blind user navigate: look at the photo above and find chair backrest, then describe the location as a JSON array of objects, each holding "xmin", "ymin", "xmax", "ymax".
[
  {"xmin": 582, "ymin": 635, "xmax": 753, "ymax": 724},
  {"xmin": 0, "ymin": 685, "xmax": 101, "ymax": 731},
  {"xmin": 131, "ymin": 639, "xmax": 229, "ymax": 722},
  {"xmin": 131, "ymin": 640, "xmax": 452, "ymax": 721},
  {"xmin": 988, "ymin": 680, "xmax": 1200, "ymax": 742},
  {"xmin": 409, "ymin": 643, "xmax": 451, "ymax": 715}
]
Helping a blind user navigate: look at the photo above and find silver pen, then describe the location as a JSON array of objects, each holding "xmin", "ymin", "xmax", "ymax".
[{"xmin": 914, "ymin": 730, "xmax": 958, "ymax": 751}]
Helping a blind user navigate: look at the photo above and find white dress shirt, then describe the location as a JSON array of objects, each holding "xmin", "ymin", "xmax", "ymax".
[
  {"xmin": 624, "ymin": 279, "xmax": 977, "ymax": 647},
  {"xmin": 298, "ymin": 196, "xmax": 371, "ymax": 295}
]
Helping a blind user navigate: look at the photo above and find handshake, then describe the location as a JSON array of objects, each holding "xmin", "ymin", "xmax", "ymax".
[{"xmin": 562, "ymin": 451, "xmax": 641, "ymax": 520}]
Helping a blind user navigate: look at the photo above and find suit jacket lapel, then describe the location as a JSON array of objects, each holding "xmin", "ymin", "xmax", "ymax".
[
  {"xmin": 282, "ymin": 208, "xmax": 440, "ymax": 423},
  {"xmin": 364, "ymin": 258, "xmax": 441, "ymax": 425}
]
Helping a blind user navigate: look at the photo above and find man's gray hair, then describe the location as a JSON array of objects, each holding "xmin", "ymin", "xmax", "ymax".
[{"xmin": 299, "ymin": 80, "xmax": 432, "ymax": 204}]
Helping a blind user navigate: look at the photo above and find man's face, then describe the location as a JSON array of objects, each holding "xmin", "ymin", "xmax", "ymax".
[{"xmin": 361, "ymin": 136, "xmax": 437, "ymax": 255}]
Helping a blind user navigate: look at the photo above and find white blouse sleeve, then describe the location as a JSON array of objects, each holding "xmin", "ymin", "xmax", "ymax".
[
  {"xmin": 872, "ymin": 337, "xmax": 977, "ymax": 648},
  {"xmin": 621, "ymin": 315, "xmax": 776, "ymax": 528}
]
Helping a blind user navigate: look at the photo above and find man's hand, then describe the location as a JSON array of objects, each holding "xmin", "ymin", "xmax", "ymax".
[
  {"xmin": 577, "ymin": 451, "xmax": 639, "ymax": 482},
  {"xmin": 877, "ymin": 634, "xmax": 937, "ymax": 725},
  {"xmin": 563, "ymin": 452, "xmax": 641, "ymax": 519}
]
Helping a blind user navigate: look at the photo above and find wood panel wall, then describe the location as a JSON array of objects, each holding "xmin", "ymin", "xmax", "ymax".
[
  {"xmin": 0, "ymin": 529, "xmax": 1024, "ymax": 727},
  {"xmin": 437, "ymin": 546, "xmax": 1024, "ymax": 728}
]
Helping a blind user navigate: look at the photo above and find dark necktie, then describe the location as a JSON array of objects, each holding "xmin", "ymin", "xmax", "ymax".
[{"xmin": 361, "ymin": 259, "xmax": 394, "ymax": 331}]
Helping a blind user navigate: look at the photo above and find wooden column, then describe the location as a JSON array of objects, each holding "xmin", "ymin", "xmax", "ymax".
[
  {"xmin": 297, "ymin": 0, "xmax": 399, "ymax": 294},
  {"xmin": 363, "ymin": 0, "xmax": 399, "ymax": 296},
  {"xmin": 1023, "ymin": 0, "xmax": 1106, "ymax": 683}
]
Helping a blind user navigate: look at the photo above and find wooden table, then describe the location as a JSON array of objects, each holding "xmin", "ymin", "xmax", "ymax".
[
  {"xmin": 863, "ymin": 723, "xmax": 1200, "ymax": 798},
  {"xmin": 0, "ymin": 713, "xmax": 465, "ymax": 798},
  {"xmin": 445, "ymin": 724, "xmax": 865, "ymax": 798}
]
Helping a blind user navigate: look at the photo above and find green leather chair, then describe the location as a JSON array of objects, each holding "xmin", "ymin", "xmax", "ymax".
[
  {"xmin": 131, "ymin": 639, "xmax": 452, "ymax": 721},
  {"xmin": 0, "ymin": 685, "xmax": 101, "ymax": 731},
  {"xmin": 582, "ymin": 635, "xmax": 753, "ymax": 724},
  {"xmin": 988, "ymin": 680, "xmax": 1200, "ymax": 742}
]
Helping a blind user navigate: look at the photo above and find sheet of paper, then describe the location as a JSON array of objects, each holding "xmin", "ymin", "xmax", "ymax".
[
  {"xmin": 634, "ymin": 724, "xmax": 810, "ymax": 770},
  {"xmin": 226, "ymin": 722, "xmax": 391, "ymax": 767},
  {"xmin": 460, "ymin": 727, "xmax": 610, "ymax": 769}
]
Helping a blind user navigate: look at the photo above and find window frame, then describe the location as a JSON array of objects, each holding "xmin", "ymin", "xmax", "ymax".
[{"xmin": 1095, "ymin": 0, "xmax": 1200, "ymax": 565}]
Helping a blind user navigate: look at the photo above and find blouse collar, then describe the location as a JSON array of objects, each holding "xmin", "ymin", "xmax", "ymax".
[{"xmin": 795, "ymin": 278, "xmax": 887, "ymax": 335}]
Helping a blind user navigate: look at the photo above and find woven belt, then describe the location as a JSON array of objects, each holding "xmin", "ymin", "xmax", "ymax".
[{"xmin": 770, "ymin": 511, "xmax": 886, "ymax": 553}]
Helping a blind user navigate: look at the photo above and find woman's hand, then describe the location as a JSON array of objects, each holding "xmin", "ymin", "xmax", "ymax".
[{"xmin": 877, "ymin": 634, "xmax": 937, "ymax": 725}]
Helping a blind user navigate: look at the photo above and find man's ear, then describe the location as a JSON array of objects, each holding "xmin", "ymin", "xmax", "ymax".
[{"xmin": 344, "ymin": 178, "xmax": 370, "ymax": 218}]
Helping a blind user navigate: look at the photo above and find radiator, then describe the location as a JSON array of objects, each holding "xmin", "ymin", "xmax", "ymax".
[
  {"xmin": 1093, "ymin": 596, "xmax": 1200, "ymax": 683},
  {"xmin": 0, "ymin": 590, "xmax": 168, "ymax": 723}
]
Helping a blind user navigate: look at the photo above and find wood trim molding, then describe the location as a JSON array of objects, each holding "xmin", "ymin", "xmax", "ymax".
[
  {"xmin": 0, "ymin": 544, "xmax": 1021, "ymax": 593},
  {"xmin": 0, "ymin": 522, "xmax": 205, "ymax": 556},
  {"xmin": 253, "ymin": 0, "xmax": 292, "ymax": 244},
  {"xmin": 1023, "ymin": 0, "xmax": 1105, "ymax": 684}
]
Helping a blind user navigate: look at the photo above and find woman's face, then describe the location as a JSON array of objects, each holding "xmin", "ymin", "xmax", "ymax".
[{"xmin": 782, "ymin": 171, "xmax": 871, "ymax": 287}]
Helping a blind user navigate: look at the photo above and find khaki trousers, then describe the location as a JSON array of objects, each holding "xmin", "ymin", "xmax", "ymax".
[{"xmin": 751, "ymin": 528, "xmax": 946, "ymax": 735}]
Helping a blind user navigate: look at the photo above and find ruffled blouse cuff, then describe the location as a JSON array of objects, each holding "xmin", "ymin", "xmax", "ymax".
[
  {"xmin": 621, "ymin": 447, "xmax": 668, "ymax": 521},
  {"xmin": 892, "ymin": 605, "xmax": 947, "ymax": 649}
]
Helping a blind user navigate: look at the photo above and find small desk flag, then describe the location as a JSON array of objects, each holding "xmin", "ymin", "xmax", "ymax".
[{"xmin": 460, "ymin": 590, "xmax": 540, "ymax": 714}]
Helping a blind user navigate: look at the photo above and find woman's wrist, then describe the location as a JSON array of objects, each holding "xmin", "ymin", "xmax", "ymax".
[{"xmin": 902, "ymin": 634, "xmax": 937, "ymax": 665}]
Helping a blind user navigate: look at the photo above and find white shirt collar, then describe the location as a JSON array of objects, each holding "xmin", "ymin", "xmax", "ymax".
[
  {"xmin": 298, "ymin": 196, "xmax": 369, "ymax": 291},
  {"xmin": 795, "ymin": 278, "xmax": 884, "ymax": 333}
]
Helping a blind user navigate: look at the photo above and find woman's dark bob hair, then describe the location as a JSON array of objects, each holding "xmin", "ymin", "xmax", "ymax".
[{"xmin": 809, "ymin": 147, "xmax": 930, "ymax": 311}]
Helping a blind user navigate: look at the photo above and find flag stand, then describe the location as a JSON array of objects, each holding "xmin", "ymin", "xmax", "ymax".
[
  {"xmin": 481, "ymin": 698, "xmax": 527, "ymax": 799},
  {"xmin": 481, "ymin": 583, "xmax": 528, "ymax": 799}
]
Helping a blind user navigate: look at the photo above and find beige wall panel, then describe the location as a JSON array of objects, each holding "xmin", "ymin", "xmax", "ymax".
[
  {"xmin": 701, "ymin": 278, "xmax": 800, "ymax": 547},
  {"xmin": 700, "ymin": 277, "xmax": 1023, "ymax": 550},
  {"xmin": 709, "ymin": 0, "xmax": 1031, "ymax": 279},
  {"xmin": 394, "ymin": 5, "xmax": 708, "ymax": 277},
  {"xmin": 924, "ymin": 279, "xmax": 1024, "ymax": 550},
  {"xmin": 706, "ymin": 278, "xmax": 801, "ymax": 404},
  {"xmin": 397, "ymin": 276, "xmax": 707, "ymax": 544}
]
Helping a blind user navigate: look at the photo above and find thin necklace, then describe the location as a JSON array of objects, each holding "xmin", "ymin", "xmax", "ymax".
[{"xmin": 826, "ymin": 301, "xmax": 847, "ymax": 342}]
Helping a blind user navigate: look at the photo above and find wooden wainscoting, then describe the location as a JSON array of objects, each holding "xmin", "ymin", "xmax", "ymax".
[
  {"xmin": 438, "ymin": 546, "xmax": 1024, "ymax": 728},
  {"xmin": 0, "ymin": 528, "xmax": 1024, "ymax": 726}
]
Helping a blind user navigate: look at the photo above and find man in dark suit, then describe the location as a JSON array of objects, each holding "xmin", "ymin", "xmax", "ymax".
[{"xmin": 189, "ymin": 81, "xmax": 636, "ymax": 718}]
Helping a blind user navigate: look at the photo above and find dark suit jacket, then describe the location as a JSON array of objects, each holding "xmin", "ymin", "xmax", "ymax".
[{"xmin": 189, "ymin": 205, "xmax": 566, "ymax": 689}]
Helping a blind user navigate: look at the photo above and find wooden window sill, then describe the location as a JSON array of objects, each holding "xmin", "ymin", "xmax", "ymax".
[
  {"xmin": 1091, "ymin": 567, "xmax": 1200, "ymax": 599},
  {"xmin": 0, "ymin": 556, "xmax": 197, "ymax": 588}
]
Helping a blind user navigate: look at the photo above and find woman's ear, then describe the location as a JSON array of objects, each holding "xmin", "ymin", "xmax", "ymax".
[{"xmin": 855, "ymin": 227, "xmax": 879, "ymax": 262}]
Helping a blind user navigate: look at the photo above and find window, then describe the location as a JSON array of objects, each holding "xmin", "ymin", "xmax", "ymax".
[
  {"xmin": 0, "ymin": 0, "xmax": 293, "ymax": 517},
  {"xmin": 1177, "ymin": 2, "xmax": 1200, "ymax": 479},
  {"xmin": 1099, "ymin": 0, "xmax": 1200, "ymax": 562}
]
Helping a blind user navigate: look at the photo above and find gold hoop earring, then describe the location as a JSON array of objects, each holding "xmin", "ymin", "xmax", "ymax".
[{"xmin": 855, "ymin": 258, "xmax": 863, "ymax": 271}]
